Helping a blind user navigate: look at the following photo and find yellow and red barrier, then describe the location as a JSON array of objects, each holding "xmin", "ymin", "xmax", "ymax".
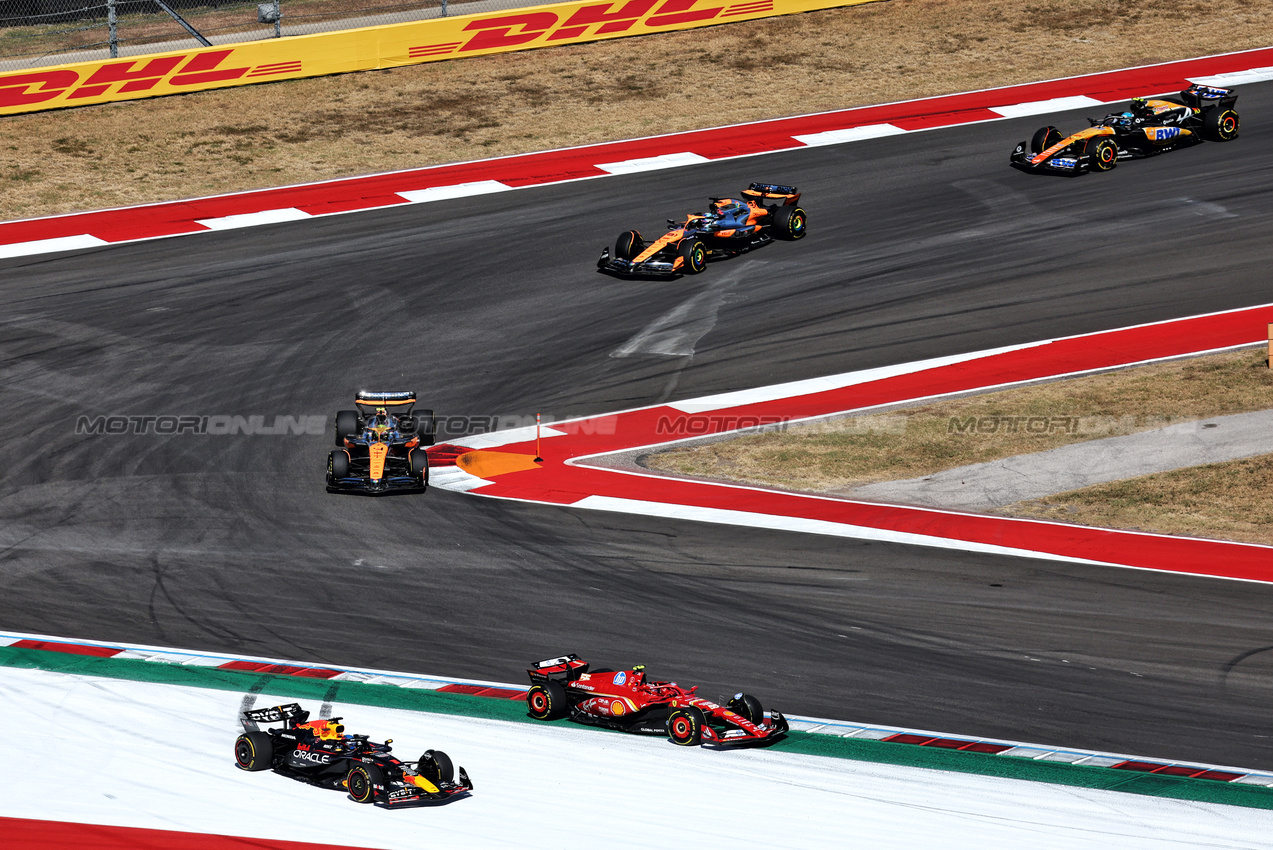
[{"xmin": 0, "ymin": 0, "xmax": 883, "ymax": 115}]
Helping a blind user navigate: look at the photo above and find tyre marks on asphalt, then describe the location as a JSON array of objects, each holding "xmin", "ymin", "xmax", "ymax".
[{"xmin": 609, "ymin": 264, "xmax": 758, "ymax": 359}]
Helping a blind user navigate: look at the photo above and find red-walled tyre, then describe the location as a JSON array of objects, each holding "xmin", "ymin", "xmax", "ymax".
[
  {"xmin": 667, "ymin": 706, "xmax": 704, "ymax": 746},
  {"xmin": 527, "ymin": 680, "xmax": 567, "ymax": 720}
]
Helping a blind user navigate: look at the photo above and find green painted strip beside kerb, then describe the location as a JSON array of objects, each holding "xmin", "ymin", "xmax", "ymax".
[{"xmin": 6, "ymin": 646, "xmax": 1272, "ymax": 810}]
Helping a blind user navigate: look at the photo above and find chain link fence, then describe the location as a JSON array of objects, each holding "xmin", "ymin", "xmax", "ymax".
[{"xmin": 0, "ymin": 0, "xmax": 551, "ymax": 69}]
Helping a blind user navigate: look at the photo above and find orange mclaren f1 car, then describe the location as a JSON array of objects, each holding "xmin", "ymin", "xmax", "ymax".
[
  {"xmin": 1010, "ymin": 85, "xmax": 1239, "ymax": 176},
  {"xmin": 597, "ymin": 182, "xmax": 807, "ymax": 278},
  {"xmin": 326, "ymin": 390, "xmax": 436, "ymax": 495}
]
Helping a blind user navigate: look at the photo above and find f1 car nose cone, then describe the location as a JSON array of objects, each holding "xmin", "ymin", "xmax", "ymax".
[{"xmin": 456, "ymin": 451, "xmax": 543, "ymax": 479}]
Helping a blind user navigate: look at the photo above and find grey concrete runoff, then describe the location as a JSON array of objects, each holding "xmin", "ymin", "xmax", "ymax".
[{"xmin": 846, "ymin": 409, "xmax": 1273, "ymax": 511}]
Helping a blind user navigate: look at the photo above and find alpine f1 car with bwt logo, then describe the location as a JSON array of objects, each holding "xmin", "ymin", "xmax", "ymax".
[
  {"xmin": 234, "ymin": 703, "xmax": 473, "ymax": 806},
  {"xmin": 597, "ymin": 183, "xmax": 807, "ymax": 279},
  {"xmin": 525, "ymin": 654, "xmax": 788, "ymax": 747},
  {"xmin": 1011, "ymin": 85, "xmax": 1239, "ymax": 176},
  {"xmin": 326, "ymin": 390, "xmax": 436, "ymax": 495}
]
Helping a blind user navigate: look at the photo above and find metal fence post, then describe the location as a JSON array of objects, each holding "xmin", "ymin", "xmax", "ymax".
[
  {"xmin": 273, "ymin": 0, "xmax": 280, "ymax": 37},
  {"xmin": 107, "ymin": 0, "xmax": 117, "ymax": 58},
  {"xmin": 441, "ymin": 0, "xmax": 447, "ymax": 17}
]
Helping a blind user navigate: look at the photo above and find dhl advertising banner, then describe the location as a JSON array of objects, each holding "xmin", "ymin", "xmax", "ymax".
[{"xmin": 0, "ymin": 0, "xmax": 883, "ymax": 115}]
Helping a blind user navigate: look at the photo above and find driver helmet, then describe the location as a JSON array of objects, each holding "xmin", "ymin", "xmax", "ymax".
[
  {"xmin": 1130, "ymin": 97, "xmax": 1150, "ymax": 116},
  {"xmin": 370, "ymin": 407, "xmax": 392, "ymax": 440},
  {"xmin": 631, "ymin": 664, "xmax": 646, "ymax": 686}
]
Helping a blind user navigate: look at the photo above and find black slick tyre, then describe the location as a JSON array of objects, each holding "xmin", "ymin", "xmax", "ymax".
[
  {"xmin": 727, "ymin": 693, "xmax": 764, "ymax": 725},
  {"xmin": 667, "ymin": 706, "xmax": 704, "ymax": 745},
  {"xmin": 334, "ymin": 410, "xmax": 359, "ymax": 446},
  {"xmin": 234, "ymin": 731, "xmax": 274, "ymax": 771},
  {"xmin": 417, "ymin": 749, "xmax": 454, "ymax": 786},
  {"xmin": 415, "ymin": 408, "xmax": 436, "ymax": 446},
  {"xmin": 615, "ymin": 230, "xmax": 644, "ymax": 260},
  {"xmin": 409, "ymin": 448, "xmax": 429, "ymax": 488},
  {"xmin": 1203, "ymin": 108, "xmax": 1239, "ymax": 142},
  {"xmin": 346, "ymin": 763, "xmax": 383, "ymax": 804},
  {"xmin": 1086, "ymin": 137, "xmax": 1118, "ymax": 172},
  {"xmin": 771, "ymin": 205, "xmax": 807, "ymax": 241},
  {"xmin": 527, "ymin": 680, "xmax": 568, "ymax": 720},
  {"xmin": 1031, "ymin": 125, "xmax": 1062, "ymax": 153},
  {"xmin": 328, "ymin": 450, "xmax": 349, "ymax": 480},
  {"xmin": 678, "ymin": 238, "xmax": 707, "ymax": 274}
]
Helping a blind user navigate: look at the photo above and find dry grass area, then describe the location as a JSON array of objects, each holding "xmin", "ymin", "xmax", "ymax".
[
  {"xmin": 2, "ymin": 0, "xmax": 1273, "ymax": 219},
  {"xmin": 644, "ymin": 348, "xmax": 1273, "ymax": 492},
  {"xmin": 1009, "ymin": 454, "xmax": 1273, "ymax": 546}
]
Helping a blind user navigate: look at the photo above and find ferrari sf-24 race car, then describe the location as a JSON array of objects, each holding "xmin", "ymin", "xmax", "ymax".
[
  {"xmin": 326, "ymin": 390, "xmax": 436, "ymax": 495},
  {"xmin": 525, "ymin": 654, "xmax": 788, "ymax": 747},
  {"xmin": 1011, "ymin": 84, "xmax": 1240, "ymax": 175},
  {"xmin": 597, "ymin": 182, "xmax": 807, "ymax": 278},
  {"xmin": 234, "ymin": 703, "xmax": 473, "ymax": 807}
]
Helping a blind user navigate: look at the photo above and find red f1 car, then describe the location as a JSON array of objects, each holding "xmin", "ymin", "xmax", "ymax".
[
  {"xmin": 597, "ymin": 183, "xmax": 807, "ymax": 278},
  {"xmin": 234, "ymin": 703, "xmax": 473, "ymax": 807},
  {"xmin": 525, "ymin": 654, "xmax": 788, "ymax": 747}
]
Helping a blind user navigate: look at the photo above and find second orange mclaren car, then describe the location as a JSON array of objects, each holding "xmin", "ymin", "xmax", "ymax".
[{"xmin": 597, "ymin": 182, "xmax": 807, "ymax": 279}]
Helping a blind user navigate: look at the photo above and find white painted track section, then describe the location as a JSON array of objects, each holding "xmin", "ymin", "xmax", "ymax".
[
  {"xmin": 2, "ymin": 667, "xmax": 1266, "ymax": 849},
  {"xmin": 194, "ymin": 208, "xmax": 313, "ymax": 230},
  {"xmin": 793, "ymin": 124, "xmax": 907, "ymax": 146},
  {"xmin": 594, "ymin": 152, "xmax": 711, "ymax": 174},
  {"xmin": 398, "ymin": 181, "xmax": 513, "ymax": 203},
  {"xmin": 989, "ymin": 96, "xmax": 1103, "ymax": 118},
  {"xmin": 0, "ymin": 234, "xmax": 108, "ymax": 258}
]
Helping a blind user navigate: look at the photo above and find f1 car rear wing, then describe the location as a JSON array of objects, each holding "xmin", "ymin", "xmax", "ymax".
[
  {"xmin": 1179, "ymin": 84, "xmax": 1237, "ymax": 110},
  {"xmin": 241, "ymin": 702, "xmax": 310, "ymax": 731},
  {"xmin": 528, "ymin": 653, "xmax": 590, "ymax": 683},
  {"xmin": 355, "ymin": 390, "xmax": 416, "ymax": 417},
  {"xmin": 742, "ymin": 182, "xmax": 801, "ymax": 205}
]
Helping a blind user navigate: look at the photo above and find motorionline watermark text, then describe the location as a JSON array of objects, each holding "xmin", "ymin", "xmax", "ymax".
[
  {"xmin": 73, "ymin": 413, "xmax": 620, "ymax": 437},
  {"xmin": 76, "ymin": 415, "xmax": 327, "ymax": 436},
  {"xmin": 654, "ymin": 414, "xmax": 908, "ymax": 436},
  {"xmin": 947, "ymin": 414, "xmax": 1188, "ymax": 436}
]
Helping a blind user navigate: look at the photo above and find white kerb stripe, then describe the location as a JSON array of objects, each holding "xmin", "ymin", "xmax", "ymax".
[
  {"xmin": 667, "ymin": 340, "xmax": 1048, "ymax": 413},
  {"xmin": 398, "ymin": 180, "xmax": 513, "ymax": 203},
  {"xmin": 429, "ymin": 466, "xmax": 494, "ymax": 493},
  {"xmin": 0, "ymin": 234, "xmax": 109, "ymax": 258},
  {"xmin": 569, "ymin": 495, "xmax": 1114, "ymax": 567},
  {"xmin": 988, "ymin": 96, "xmax": 1103, "ymax": 118},
  {"xmin": 594, "ymin": 152, "xmax": 710, "ymax": 174},
  {"xmin": 793, "ymin": 124, "xmax": 907, "ymax": 146},
  {"xmin": 194, "ymin": 208, "xmax": 312, "ymax": 230},
  {"xmin": 1189, "ymin": 67, "xmax": 1273, "ymax": 86},
  {"xmin": 458, "ymin": 425, "xmax": 567, "ymax": 449}
]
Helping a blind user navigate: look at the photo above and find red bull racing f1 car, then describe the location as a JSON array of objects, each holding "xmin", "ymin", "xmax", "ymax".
[
  {"xmin": 1011, "ymin": 85, "xmax": 1239, "ymax": 175},
  {"xmin": 597, "ymin": 183, "xmax": 807, "ymax": 279},
  {"xmin": 525, "ymin": 654, "xmax": 788, "ymax": 747},
  {"xmin": 326, "ymin": 390, "xmax": 436, "ymax": 495},
  {"xmin": 234, "ymin": 703, "xmax": 473, "ymax": 807}
]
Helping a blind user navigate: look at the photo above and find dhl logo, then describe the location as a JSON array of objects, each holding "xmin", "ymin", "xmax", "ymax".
[
  {"xmin": 0, "ymin": 0, "xmax": 870, "ymax": 114},
  {"xmin": 410, "ymin": 0, "xmax": 771, "ymax": 57},
  {"xmin": 0, "ymin": 50, "xmax": 300, "ymax": 109}
]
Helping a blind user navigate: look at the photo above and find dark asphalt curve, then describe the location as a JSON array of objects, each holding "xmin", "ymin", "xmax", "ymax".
[{"xmin": 4, "ymin": 81, "xmax": 1273, "ymax": 769}]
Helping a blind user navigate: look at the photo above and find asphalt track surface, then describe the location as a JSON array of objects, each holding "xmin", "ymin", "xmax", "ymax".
[{"xmin": 4, "ymin": 81, "xmax": 1273, "ymax": 769}]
